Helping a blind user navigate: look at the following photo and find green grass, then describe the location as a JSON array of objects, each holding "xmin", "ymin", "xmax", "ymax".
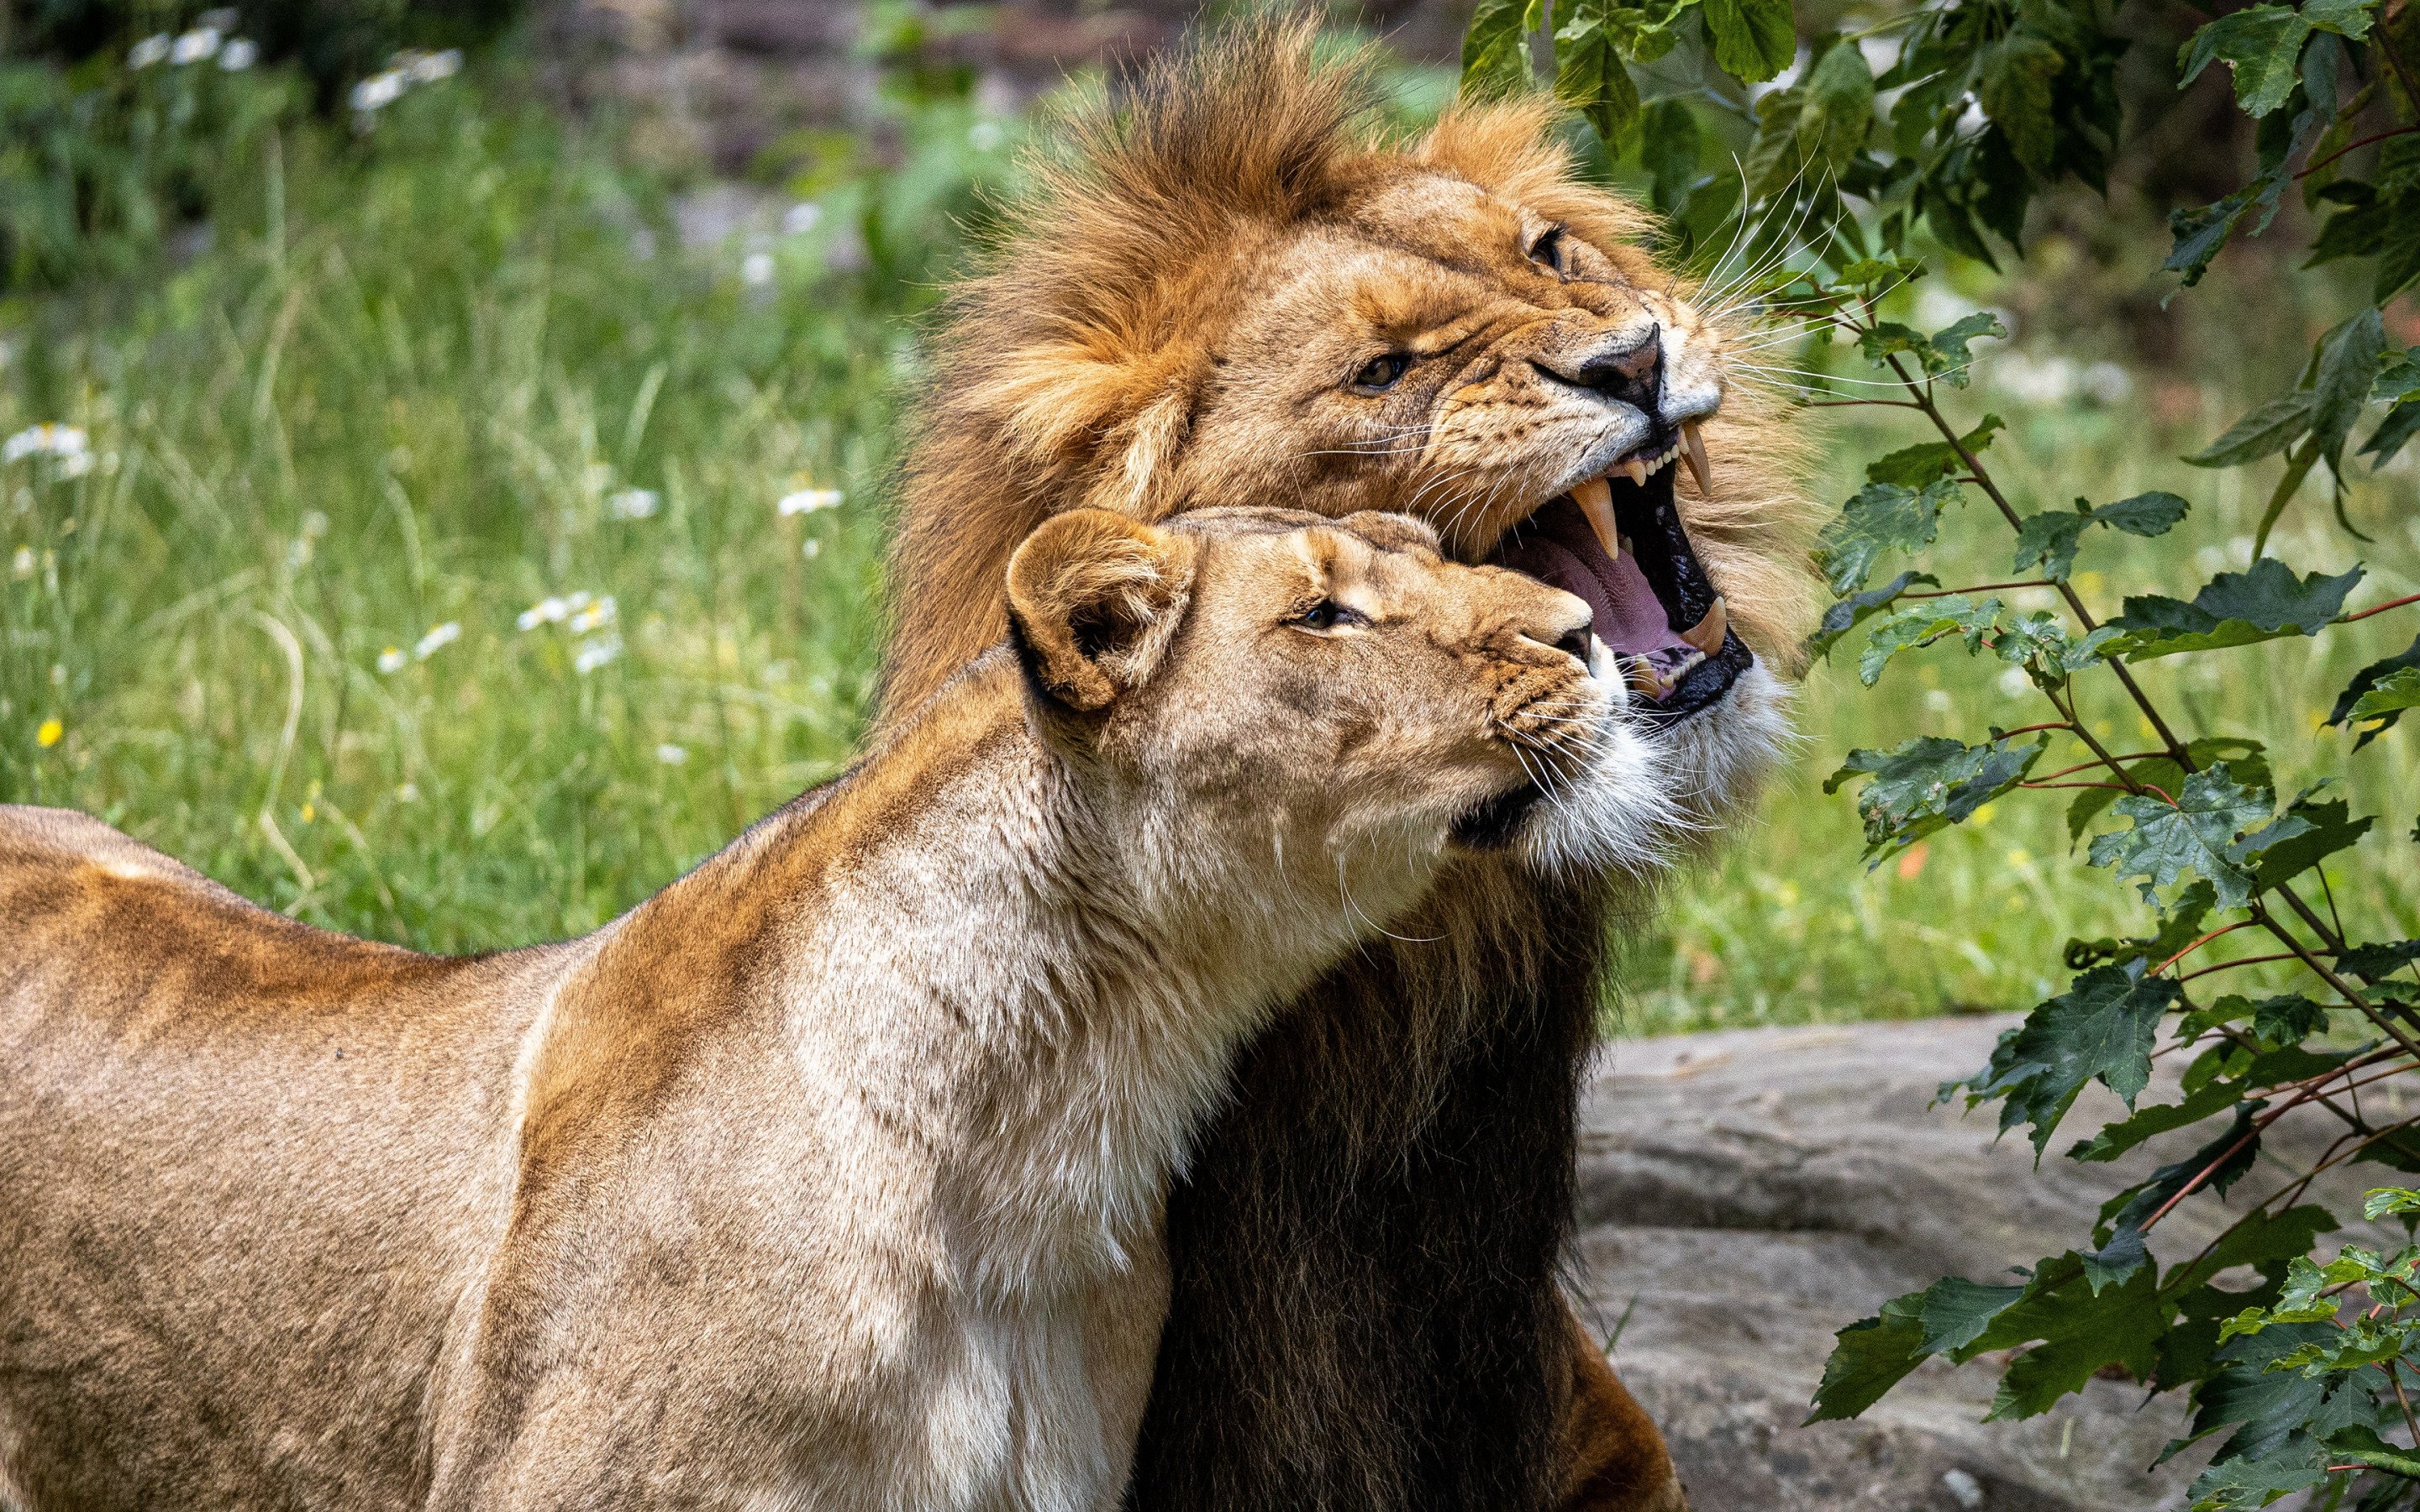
[{"xmin": 4, "ymin": 66, "xmax": 2414, "ymax": 1034}]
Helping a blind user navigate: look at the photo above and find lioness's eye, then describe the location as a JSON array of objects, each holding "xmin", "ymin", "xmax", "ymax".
[
  {"xmin": 1291, "ymin": 600, "xmax": 1365, "ymax": 632},
  {"xmin": 1349, "ymin": 353, "xmax": 1411, "ymax": 394},
  {"xmin": 1527, "ymin": 224, "xmax": 1566, "ymax": 275}
]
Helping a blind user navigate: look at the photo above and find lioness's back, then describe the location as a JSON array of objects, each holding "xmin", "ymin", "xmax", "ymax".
[{"xmin": 0, "ymin": 806, "xmax": 568, "ymax": 1510}]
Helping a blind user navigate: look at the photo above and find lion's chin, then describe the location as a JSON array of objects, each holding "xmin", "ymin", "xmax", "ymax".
[{"xmin": 1508, "ymin": 659, "xmax": 1791, "ymax": 881}]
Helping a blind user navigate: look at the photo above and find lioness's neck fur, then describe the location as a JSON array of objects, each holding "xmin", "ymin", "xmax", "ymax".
[{"xmin": 0, "ymin": 506, "xmax": 1637, "ymax": 1512}]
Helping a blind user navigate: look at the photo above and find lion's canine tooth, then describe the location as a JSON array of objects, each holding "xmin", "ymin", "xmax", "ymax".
[
  {"xmin": 1620, "ymin": 456, "xmax": 1649, "ymax": 486},
  {"xmin": 1570, "ymin": 476, "xmax": 1622, "ymax": 560},
  {"xmin": 1680, "ymin": 596, "xmax": 1728, "ymax": 657},
  {"xmin": 1681, "ymin": 420, "xmax": 1712, "ymax": 493},
  {"xmin": 1625, "ymin": 658, "xmax": 1666, "ymax": 700}
]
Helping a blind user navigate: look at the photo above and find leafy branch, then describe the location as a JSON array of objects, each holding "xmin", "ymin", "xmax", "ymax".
[{"xmin": 1460, "ymin": 0, "xmax": 2420, "ymax": 1502}]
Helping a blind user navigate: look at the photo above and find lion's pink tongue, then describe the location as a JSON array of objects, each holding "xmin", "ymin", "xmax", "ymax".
[{"xmin": 1494, "ymin": 497, "xmax": 1690, "ymax": 659}]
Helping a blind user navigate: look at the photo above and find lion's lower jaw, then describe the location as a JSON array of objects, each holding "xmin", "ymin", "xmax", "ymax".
[{"xmin": 1519, "ymin": 659, "xmax": 1793, "ymax": 879}]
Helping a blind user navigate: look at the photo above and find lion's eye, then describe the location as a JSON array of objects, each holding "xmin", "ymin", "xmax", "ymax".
[
  {"xmin": 1527, "ymin": 224, "xmax": 1566, "ymax": 276},
  {"xmin": 1349, "ymin": 353, "xmax": 1412, "ymax": 393},
  {"xmin": 1292, "ymin": 600, "xmax": 1365, "ymax": 632}
]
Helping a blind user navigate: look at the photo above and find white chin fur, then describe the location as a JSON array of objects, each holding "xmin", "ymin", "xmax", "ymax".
[{"xmin": 1515, "ymin": 659, "xmax": 1792, "ymax": 878}]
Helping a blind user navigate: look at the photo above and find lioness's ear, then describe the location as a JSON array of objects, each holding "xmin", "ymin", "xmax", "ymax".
[{"xmin": 1005, "ymin": 510, "xmax": 1197, "ymax": 712}]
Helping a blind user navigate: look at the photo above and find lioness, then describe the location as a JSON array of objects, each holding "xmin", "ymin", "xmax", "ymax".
[
  {"xmin": 0, "ymin": 507, "xmax": 1666, "ymax": 1511},
  {"xmin": 882, "ymin": 20, "xmax": 1819, "ymax": 1512}
]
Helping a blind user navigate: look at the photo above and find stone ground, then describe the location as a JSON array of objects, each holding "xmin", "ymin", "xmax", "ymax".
[{"xmin": 1569, "ymin": 1015, "xmax": 2402, "ymax": 1511}]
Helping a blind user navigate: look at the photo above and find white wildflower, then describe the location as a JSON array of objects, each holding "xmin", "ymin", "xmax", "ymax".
[
  {"xmin": 655, "ymin": 743, "xmax": 688, "ymax": 765},
  {"xmin": 57, "ymin": 451, "xmax": 92, "ymax": 479},
  {"xmin": 376, "ymin": 647, "xmax": 408, "ymax": 674},
  {"xmin": 11, "ymin": 546, "xmax": 32, "ymax": 579},
  {"xmin": 128, "ymin": 34, "xmax": 171, "ymax": 67},
  {"xmin": 802, "ymin": 537, "xmax": 821, "ymax": 559},
  {"xmin": 517, "ymin": 596, "xmax": 569, "ymax": 630},
  {"xmin": 607, "ymin": 488, "xmax": 660, "ymax": 521},
  {"xmin": 170, "ymin": 27, "xmax": 222, "ymax": 65},
  {"xmin": 782, "ymin": 202, "xmax": 822, "ymax": 236},
  {"xmin": 405, "ymin": 49, "xmax": 461, "ymax": 83},
  {"xmin": 1996, "ymin": 665, "xmax": 2032, "ymax": 698},
  {"xmin": 4, "ymin": 424, "xmax": 89, "ymax": 465},
  {"xmin": 777, "ymin": 487, "xmax": 843, "ymax": 517},
  {"xmin": 2081, "ymin": 361, "xmax": 2133, "ymax": 405},
  {"xmin": 969, "ymin": 120, "xmax": 1005, "ymax": 152},
  {"xmin": 395, "ymin": 781, "xmax": 420, "ymax": 803},
  {"xmin": 566, "ymin": 596, "xmax": 616, "ymax": 634},
  {"xmin": 742, "ymin": 252, "xmax": 776, "ymax": 286},
  {"xmin": 413, "ymin": 622, "xmax": 460, "ymax": 659},
  {"xmin": 218, "ymin": 38, "xmax": 258, "ymax": 70},
  {"xmin": 1923, "ymin": 689, "xmax": 1954, "ymax": 712},
  {"xmin": 573, "ymin": 636, "xmax": 622, "ymax": 675},
  {"xmin": 351, "ymin": 71, "xmax": 404, "ymax": 113}
]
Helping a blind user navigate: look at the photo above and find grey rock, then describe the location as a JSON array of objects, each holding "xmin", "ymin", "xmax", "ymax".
[{"xmin": 1570, "ymin": 1016, "xmax": 2393, "ymax": 1511}]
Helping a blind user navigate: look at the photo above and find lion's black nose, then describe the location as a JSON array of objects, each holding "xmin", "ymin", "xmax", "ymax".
[{"xmin": 1541, "ymin": 324, "xmax": 1662, "ymax": 412}]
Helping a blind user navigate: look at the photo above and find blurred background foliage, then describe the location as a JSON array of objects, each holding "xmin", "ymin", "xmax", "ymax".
[{"xmin": 0, "ymin": 0, "xmax": 2410, "ymax": 1029}]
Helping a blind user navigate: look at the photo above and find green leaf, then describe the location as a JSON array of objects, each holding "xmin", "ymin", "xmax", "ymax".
[
  {"xmin": 2324, "ymin": 1425, "xmax": 2420, "ymax": 1481},
  {"xmin": 1927, "ymin": 312, "xmax": 2007, "ymax": 386},
  {"xmin": 2338, "ymin": 939, "xmax": 2420, "ymax": 983},
  {"xmin": 2186, "ymin": 1450, "xmax": 2328, "ymax": 1509},
  {"xmin": 2326, "ymin": 636, "xmax": 2420, "ymax": 747},
  {"xmin": 1961, "ymin": 966, "xmax": 2182, "ymax": 1153},
  {"xmin": 1700, "ymin": 0, "xmax": 1797, "ymax": 83},
  {"xmin": 2097, "ymin": 491, "xmax": 2193, "ymax": 536},
  {"xmin": 2349, "ymin": 666, "xmax": 2420, "ymax": 722},
  {"xmin": 1824, "ymin": 734, "xmax": 2049, "ymax": 861},
  {"xmin": 1858, "ymin": 312, "xmax": 2007, "ymax": 386},
  {"xmin": 2310, "ymin": 307, "xmax": 2388, "ymax": 465},
  {"xmin": 2177, "ymin": 5, "xmax": 2319, "ymax": 117},
  {"xmin": 2104, "ymin": 559, "xmax": 2365, "ymax": 661},
  {"xmin": 1462, "ymin": 0, "xmax": 1536, "ymax": 96},
  {"xmin": 1857, "ymin": 594, "xmax": 2002, "ymax": 686},
  {"xmin": 1795, "ymin": 39, "xmax": 1875, "ymax": 179},
  {"xmin": 2086, "ymin": 762, "xmax": 2272, "ymax": 910},
  {"xmin": 1807, "ymin": 570, "xmax": 1939, "ymax": 661},
  {"xmin": 2068, "ymin": 1079, "xmax": 2241, "ymax": 1163},
  {"xmin": 1984, "ymin": 1259, "xmax": 2167, "ymax": 1417},
  {"xmin": 2247, "ymin": 795, "xmax": 2373, "ymax": 890},
  {"xmin": 1919, "ymin": 1277, "xmax": 2027, "ymax": 1356},
  {"xmin": 1639, "ymin": 98, "xmax": 1701, "ymax": 215},
  {"xmin": 2066, "ymin": 742, "xmax": 2269, "ymax": 844},
  {"xmin": 1815, "ymin": 479, "xmax": 1963, "ymax": 594},
  {"xmin": 2009, "ymin": 492, "xmax": 2185, "ymax": 589},
  {"xmin": 2360, "ymin": 398, "xmax": 2420, "ymax": 467},
  {"xmin": 1977, "ymin": 31, "xmax": 2065, "ymax": 173},
  {"xmin": 1554, "ymin": 0, "xmax": 1644, "ymax": 147},
  {"xmin": 2186, "ymin": 392, "xmax": 2318, "ymax": 467},
  {"xmin": 1806, "ymin": 1294, "xmax": 1928, "ymax": 1421},
  {"xmin": 2364, "ymin": 1187, "xmax": 2420, "ymax": 1220},
  {"xmin": 2168, "ymin": 182, "xmax": 2286, "ymax": 287},
  {"xmin": 1865, "ymin": 414, "xmax": 2003, "ymax": 487}
]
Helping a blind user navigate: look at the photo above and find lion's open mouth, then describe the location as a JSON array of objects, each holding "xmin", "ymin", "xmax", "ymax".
[{"xmin": 1488, "ymin": 431, "xmax": 1750, "ymax": 726}]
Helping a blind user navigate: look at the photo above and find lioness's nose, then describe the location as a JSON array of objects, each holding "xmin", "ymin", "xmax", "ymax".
[
  {"xmin": 1512, "ymin": 586, "xmax": 1594, "ymax": 658},
  {"xmin": 1539, "ymin": 324, "xmax": 1661, "ymax": 412}
]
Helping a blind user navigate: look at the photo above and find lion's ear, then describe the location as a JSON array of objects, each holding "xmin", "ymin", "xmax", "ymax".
[{"xmin": 1005, "ymin": 510, "xmax": 1197, "ymax": 712}]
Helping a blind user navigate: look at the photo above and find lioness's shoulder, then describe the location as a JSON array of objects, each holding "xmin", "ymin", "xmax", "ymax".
[{"xmin": 1, "ymin": 804, "xmax": 216, "ymax": 885}]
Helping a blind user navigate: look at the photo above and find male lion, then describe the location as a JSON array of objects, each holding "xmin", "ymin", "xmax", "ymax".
[
  {"xmin": 881, "ymin": 20, "xmax": 1818, "ymax": 1512},
  {"xmin": 1, "ymin": 506, "xmax": 1662, "ymax": 1510}
]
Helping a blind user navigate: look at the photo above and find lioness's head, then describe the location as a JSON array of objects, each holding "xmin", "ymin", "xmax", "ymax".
[
  {"xmin": 887, "ymin": 16, "xmax": 1817, "ymax": 862},
  {"xmin": 1003, "ymin": 507, "xmax": 1670, "ymax": 891}
]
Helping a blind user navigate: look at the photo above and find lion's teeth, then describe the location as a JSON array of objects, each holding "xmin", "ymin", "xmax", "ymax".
[
  {"xmin": 1681, "ymin": 420, "xmax": 1712, "ymax": 494},
  {"xmin": 1625, "ymin": 658, "xmax": 1666, "ymax": 700},
  {"xmin": 1620, "ymin": 456, "xmax": 1649, "ymax": 486},
  {"xmin": 1570, "ymin": 476, "xmax": 1621, "ymax": 560},
  {"xmin": 1680, "ymin": 596, "xmax": 1728, "ymax": 657}
]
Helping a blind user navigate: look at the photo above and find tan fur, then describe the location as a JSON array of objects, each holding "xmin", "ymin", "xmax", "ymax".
[
  {"xmin": 0, "ymin": 507, "xmax": 1672, "ymax": 1512},
  {"xmin": 879, "ymin": 19, "xmax": 1818, "ymax": 1512}
]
